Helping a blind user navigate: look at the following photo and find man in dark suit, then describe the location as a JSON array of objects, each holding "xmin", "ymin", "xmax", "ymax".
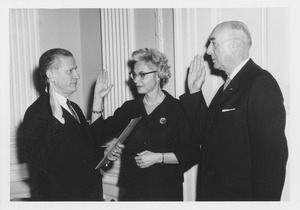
[
  {"xmin": 23, "ymin": 48, "xmax": 122, "ymax": 201},
  {"xmin": 180, "ymin": 21, "xmax": 288, "ymax": 201}
]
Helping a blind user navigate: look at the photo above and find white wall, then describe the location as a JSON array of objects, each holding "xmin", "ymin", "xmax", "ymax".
[
  {"xmin": 133, "ymin": 9, "xmax": 175, "ymax": 95},
  {"xmin": 38, "ymin": 9, "xmax": 103, "ymax": 115},
  {"xmin": 38, "ymin": 9, "xmax": 84, "ymax": 108},
  {"xmin": 79, "ymin": 9, "xmax": 103, "ymax": 117}
]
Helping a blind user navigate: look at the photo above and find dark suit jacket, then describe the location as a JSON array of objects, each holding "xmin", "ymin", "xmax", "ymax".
[
  {"xmin": 23, "ymin": 92, "xmax": 104, "ymax": 201},
  {"xmin": 97, "ymin": 91, "xmax": 200, "ymax": 200},
  {"xmin": 180, "ymin": 59, "xmax": 288, "ymax": 201}
]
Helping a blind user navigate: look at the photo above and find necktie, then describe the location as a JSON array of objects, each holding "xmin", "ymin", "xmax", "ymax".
[
  {"xmin": 223, "ymin": 77, "xmax": 231, "ymax": 91},
  {"xmin": 66, "ymin": 99, "xmax": 80, "ymax": 123}
]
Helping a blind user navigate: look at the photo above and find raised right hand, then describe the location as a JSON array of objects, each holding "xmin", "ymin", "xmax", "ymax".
[
  {"xmin": 188, "ymin": 54, "xmax": 206, "ymax": 94},
  {"xmin": 94, "ymin": 69, "xmax": 114, "ymax": 99},
  {"xmin": 49, "ymin": 81, "xmax": 63, "ymax": 119}
]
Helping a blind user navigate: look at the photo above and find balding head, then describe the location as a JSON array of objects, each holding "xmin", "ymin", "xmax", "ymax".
[
  {"xmin": 213, "ymin": 21, "xmax": 252, "ymax": 48},
  {"xmin": 207, "ymin": 21, "xmax": 252, "ymax": 74}
]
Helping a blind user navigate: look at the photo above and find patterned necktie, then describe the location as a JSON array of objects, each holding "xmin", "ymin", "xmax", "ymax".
[
  {"xmin": 223, "ymin": 77, "xmax": 231, "ymax": 91},
  {"xmin": 66, "ymin": 99, "xmax": 80, "ymax": 123}
]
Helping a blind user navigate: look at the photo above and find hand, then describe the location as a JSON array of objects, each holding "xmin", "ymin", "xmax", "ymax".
[
  {"xmin": 134, "ymin": 150, "xmax": 161, "ymax": 168},
  {"xmin": 105, "ymin": 138, "xmax": 125, "ymax": 162},
  {"xmin": 94, "ymin": 69, "xmax": 114, "ymax": 100},
  {"xmin": 188, "ymin": 54, "xmax": 206, "ymax": 94},
  {"xmin": 49, "ymin": 82, "xmax": 63, "ymax": 119}
]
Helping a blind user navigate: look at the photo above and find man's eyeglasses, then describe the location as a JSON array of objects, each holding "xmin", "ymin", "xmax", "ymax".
[{"xmin": 129, "ymin": 71, "xmax": 157, "ymax": 80}]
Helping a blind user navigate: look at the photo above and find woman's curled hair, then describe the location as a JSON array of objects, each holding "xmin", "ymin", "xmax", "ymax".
[{"xmin": 132, "ymin": 48, "xmax": 171, "ymax": 87}]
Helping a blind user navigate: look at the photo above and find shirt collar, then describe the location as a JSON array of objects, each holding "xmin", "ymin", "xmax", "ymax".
[
  {"xmin": 45, "ymin": 87, "xmax": 72, "ymax": 113},
  {"xmin": 53, "ymin": 91, "xmax": 71, "ymax": 112},
  {"xmin": 228, "ymin": 57, "xmax": 250, "ymax": 80}
]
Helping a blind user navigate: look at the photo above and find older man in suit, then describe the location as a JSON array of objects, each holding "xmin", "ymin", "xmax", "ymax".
[
  {"xmin": 180, "ymin": 21, "xmax": 288, "ymax": 201},
  {"xmin": 23, "ymin": 48, "xmax": 122, "ymax": 201}
]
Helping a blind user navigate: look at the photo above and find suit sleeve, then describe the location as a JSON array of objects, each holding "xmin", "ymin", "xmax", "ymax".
[
  {"xmin": 180, "ymin": 91, "xmax": 208, "ymax": 144},
  {"xmin": 90, "ymin": 101, "xmax": 131, "ymax": 145},
  {"xmin": 23, "ymin": 105, "xmax": 102, "ymax": 194},
  {"xmin": 23, "ymin": 107, "xmax": 66, "ymax": 167},
  {"xmin": 173, "ymin": 106, "xmax": 201, "ymax": 172},
  {"xmin": 248, "ymin": 73, "xmax": 288, "ymax": 200}
]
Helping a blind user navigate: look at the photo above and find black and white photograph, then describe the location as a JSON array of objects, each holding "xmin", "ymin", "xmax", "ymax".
[{"xmin": 1, "ymin": 0, "xmax": 300, "ymax": 210}]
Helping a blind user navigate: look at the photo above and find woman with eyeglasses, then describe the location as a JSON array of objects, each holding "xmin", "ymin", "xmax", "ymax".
[{"xmin": 91, "ymin": 48, "xmax": 200, "ymax": 201}]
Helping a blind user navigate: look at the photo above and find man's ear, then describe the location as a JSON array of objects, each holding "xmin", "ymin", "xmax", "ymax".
[
  {"xmin": 231, "ymin": 39, "xmax": 240, "ymax": 54},
  {"xmin": 46, "ymin": 70, "xmax": 55, "ymax": 82}
]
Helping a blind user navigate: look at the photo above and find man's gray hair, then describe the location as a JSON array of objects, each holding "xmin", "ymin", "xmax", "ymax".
[{"xmin": 217, "ymin": 21, "xmax": 252, "ymax": 47}]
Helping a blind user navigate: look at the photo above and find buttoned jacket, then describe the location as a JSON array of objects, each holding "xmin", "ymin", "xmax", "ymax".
[
  {"xmin": 23, "ymin": 92, "xmax": 104, "ymax": 200},
  {"xmin": 180, "ymin": 59, "xmax": 288, "ymax": 201},
  {"xmin": 98, "ymin": 91, "xmax": 200, "ymax": 189}
]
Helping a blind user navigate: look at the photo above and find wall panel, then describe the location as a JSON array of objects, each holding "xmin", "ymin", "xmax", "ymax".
[
  {"xmin": 100, "ymin": 8, "xmax": 134, "ymax": 201},
  {"xmin": 9, "ymin": 9, "xmax": 40, "ymax": 200}
]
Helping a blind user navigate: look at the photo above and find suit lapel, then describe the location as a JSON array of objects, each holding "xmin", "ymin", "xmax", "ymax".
[
  {"xmin": 69, "ymin": 102, "xmax": 94, "ymax": 145},
  {"xmin": 209, "ymin": 86, "xmax": 224, "ymax": 109},
  {"xmin": 62, "ymin": 108, "xmax": 80, "ymax": 127},
  {"xmin": 217, "ymin": 76, "xmax": 240, "ymax": 106},
  {"xmin": 63, "ymin": 104, "xmax": 88, "ymax": 129},
  {"xmin": 42, "ymin": 92, "xmax": 91, "ymax": 143},
  {"xmin": 210, "ymin": 59, "xmax": 254, "ymax": 109}
]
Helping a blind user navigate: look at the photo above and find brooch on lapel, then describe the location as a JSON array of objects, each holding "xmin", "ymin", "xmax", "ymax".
[{"xmin": 159, "ymin": 117, "xmax": 167, "ymax": 125}]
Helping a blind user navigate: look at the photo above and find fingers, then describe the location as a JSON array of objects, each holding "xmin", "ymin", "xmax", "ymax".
[
  {"xmin": 98, "ymin": 69, "xmax": 108, "ymax": 83},
  {"xmin": 189, "ymin": 54, "xmax": 204, "ymax": 80},
  {"xmin": 49, "ymin": 81, "xmax": 54, "ymax": 97},
  {"xmin": 136, "ymin": 151, "xmax": 146, "ymax": 156},
  {"xmin": 199, "ymin": 56, "xmax": 206, "ymax": 79},
  {"xmin": 114, "ymin": 144, "xmax": 124, "ymax": 154},
  {"xmin": 48, "ymin": 82, "xmax": 54, "ymax": 107},
  {"xmin": 194, "ymin": 54, "xmax": 200, "ymax": 71},
  {"xmin": 48, "ymin": 81, "xmax": 63, "ymax": 118},
  {"xmin": 135, "ymin": 151, "xmax": 152, "ymax": 168},
  {"xmin": 96, "ymin": 69, "xmax": 104, "ymax": 84},
  {"xmin": 111, "ymin": 146, "xmax": 123, "ymax": 156},
  {"xmin": 191, "ymin": 55, "xmax": 206, "ymax": 79},
  {"xmin": 107, "ymin": 143, "xmax": 124, "ymax": 161},
  {"xmin": 106, "ymin": 84, "xmax": 115, "ymax": 93},
  {"xmin": 190, "ymin": 58, "xmax": 195, "ymax": 73},
  {"xmin": 195, "ymin": 56, "xmax": 204, "ymax": 77},
  {"xmin": 95, "ymin": 69, "xmax": 114, "ymax": 98},
  {"xmin": 188, "ymin": 55, "xmax": 206, "ymax": 93},
  {"xmin": 135, "ymin": 157, "xmax": 144, "ymax": 168},
  {"xmin": 107, "ymin": 147, "xmax": 122, "ymax": 161},
  {"xmin": 190, "ymin": 54, "xmax": 200, "ymax": 70},
  {"xmin": 116, "ymin": 143, "xmax": 125, "ymax": 149},
  {"xmin": 104, "ymin": 69, "xmax": 109, "ymax": 84},
  {"xmin": 134, "ymin": 154, "xmax": 142, "ymax": 167},
  {"xmin": 96, "ymin": 74, "xmax": 100, "ymax": 83}
]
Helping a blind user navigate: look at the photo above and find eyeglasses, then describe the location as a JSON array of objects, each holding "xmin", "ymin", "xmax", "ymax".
[{"xmin": 129, "ymin": 71, "xmax": 157, "ymax": 80}]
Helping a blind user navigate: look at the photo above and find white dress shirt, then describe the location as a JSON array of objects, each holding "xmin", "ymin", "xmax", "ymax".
[{"xmin": 228, "ymin": 57, "xmax": 250, "ymax": 80}]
